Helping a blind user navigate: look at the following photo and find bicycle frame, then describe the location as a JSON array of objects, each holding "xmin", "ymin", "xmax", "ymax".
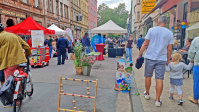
[{"xmin": 13, "ymin": 78, "xmax": 22, "ymax": 100}]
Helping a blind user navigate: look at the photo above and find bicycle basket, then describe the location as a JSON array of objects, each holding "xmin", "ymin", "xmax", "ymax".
[{"xmin": 0, "ymin": 75, "xmax": 14, "ymax": 106}]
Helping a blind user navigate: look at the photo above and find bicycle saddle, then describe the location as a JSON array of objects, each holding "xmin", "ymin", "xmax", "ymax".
[{"xmin": 18, "ymin": 63, "xmax": 27, "ymax": 67}]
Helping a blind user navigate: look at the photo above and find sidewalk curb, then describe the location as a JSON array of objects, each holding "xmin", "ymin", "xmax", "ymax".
[{"xmin": 130, "ymin": 73, "xmax": 144, "ymax": 112}]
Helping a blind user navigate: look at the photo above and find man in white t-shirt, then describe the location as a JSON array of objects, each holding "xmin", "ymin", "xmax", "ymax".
[{"xmin": 136, "ymin": 15, "xmax": 174, "ymax": 107}]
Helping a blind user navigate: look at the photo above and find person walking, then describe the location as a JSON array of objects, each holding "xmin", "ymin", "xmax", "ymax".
[
  {"xmin": 166, "ymin": 53, "xmax": 193, "ymax": 105},
  {"xmin": 136, "ymin": 15, "xmax": 174, "ymax": 107},
  {"xmin": 48, "ymin": 35, "xmax": 53, "ymax": 58},
  {"xmin": 137, "ymin": 34, "xmax": 145, "ymax": 51},
  {"xmin": 125, "ymin": 34, "xmax": 134, "ymax": 62},
  {"xmin": 65, "ymin": 38, "xmax": 69, "ymax": 60},
  {"xmin": 188, "ymin": 37, "xmax": 199, "ymax": 104},
  {"xmin": 0, "ymin": 23, "xmax": 31, "ymax": 80},
  {"xmin": 82, "ymin": 32, "xmax": 91, "ymax": 54},
  {"xmin": 44, "ymin": 36, "xmax": 50, "ymax": 46},
  {"xmin": 68, "ymin": 38, "xmax": 72, "ymax": 53},
  {"xmin": 56, "ymin": 35, "xmax": 68, "ymax": 65}
]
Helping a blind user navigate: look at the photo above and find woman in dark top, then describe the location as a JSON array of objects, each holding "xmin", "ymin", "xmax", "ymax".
[
  {"xmin": 125, "ymin": 34, "xmax": 134, "ymax": 62},
  {"xmin": 82, "ymin": 32, "xmax": 91, "ymax": 54}
]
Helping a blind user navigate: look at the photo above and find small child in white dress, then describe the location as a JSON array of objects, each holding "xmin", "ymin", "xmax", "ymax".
[{"xmin": 166, "ymin": 53, "xmax": 193, "ymax": 105}]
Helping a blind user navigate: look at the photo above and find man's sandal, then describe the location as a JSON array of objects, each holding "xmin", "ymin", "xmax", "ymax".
[{"xmin": 189, "ymin": 96, "xmax": 198, "ymax": 104}]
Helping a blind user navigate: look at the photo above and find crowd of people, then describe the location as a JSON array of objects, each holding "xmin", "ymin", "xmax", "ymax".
[
  {"xmin": 43, "ymin": 32, "xmax": 91, "ymax": 65},
  {"xmin": 0, "ymin": 14, "xmax": 199, "ymax": 109}
]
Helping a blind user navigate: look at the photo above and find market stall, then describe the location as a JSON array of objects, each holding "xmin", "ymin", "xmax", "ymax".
[
  {"xmin": 47, "ymin": 24, "xmax": 67, "ymax": 35},
  {"xmin": 5, "ymin": 16, "xmax": 55, "ymax": 35},
  {"xmin": 5, "ymin": 16, "xmax": 55, "ymax": 67},
  {"xmin": 91, "ymin": 20, "xmax": 127, "ymax": 58},
  {"xmin": 90, "ymin": 20, "xmax": 127, "ymax": 34},
  {"xmin": 91, "ymin": 20, "xmax": 131, "ymax": 92}
]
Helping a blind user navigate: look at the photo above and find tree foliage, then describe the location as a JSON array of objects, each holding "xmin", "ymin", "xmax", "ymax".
[
  {"xmin": 107, "ymin": 34, "xmax": 119, "ymax": 38},
  {"xmin": 97, "ymin": 3, "xmax": 129, "ymax": 29}
]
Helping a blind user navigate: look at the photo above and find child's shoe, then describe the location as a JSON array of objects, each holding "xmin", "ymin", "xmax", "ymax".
[
  {"xmin": 169, "ymin": 96, "xmax": 174, "ymax": 100},
  {"xmin": 177, "ymin": 99, "xmax": 183, "ymax": 105},
  {"xmin": 144, "ymin": 91, "xmax": 150, "ymax": 100},
  {"xmin": 155, "ymin": 100, "xmax": 162, "ymax": 107}
]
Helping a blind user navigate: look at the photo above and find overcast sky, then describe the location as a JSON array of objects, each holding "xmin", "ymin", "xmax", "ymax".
[{"xmin": 97, "ymin": 0, "xmax": 131, "ymax": 12}]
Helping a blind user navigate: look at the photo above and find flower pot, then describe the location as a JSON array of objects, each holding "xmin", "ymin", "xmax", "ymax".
[
  {"xmin": 75, "ymin": 67, "xmax": 83, "ymax": 75},
  {"xmin": 82, "ymin": 66, "xmax": 92, "ymax": 76}
]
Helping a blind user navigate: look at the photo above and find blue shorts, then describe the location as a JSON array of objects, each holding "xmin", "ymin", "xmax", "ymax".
[{"xmin": 0, "ymin": 70, "xmax": 5, "ymax": 82}]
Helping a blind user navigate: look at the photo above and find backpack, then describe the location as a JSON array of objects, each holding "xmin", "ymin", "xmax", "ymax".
[{"xmin": 0, "ymin": 75, "xmax": 15, "ymax": 106}]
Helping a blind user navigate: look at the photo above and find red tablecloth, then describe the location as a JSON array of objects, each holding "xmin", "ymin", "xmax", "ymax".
[{"xmin": 95, "ymin": 44, "xmax": 105, "ymax": 60}]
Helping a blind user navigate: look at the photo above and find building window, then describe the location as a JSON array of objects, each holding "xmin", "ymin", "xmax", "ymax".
[
  {"xmin": 34, "ymin": 0, "xmax": 40, "ymax": 7},
  {"xmin": 50, "ymin": 0, "xmax": 53, "ymax": 12},
  {"xmin": 71, "ymin": 10, "xmax": 73, "ymax": 21},
  {"xmin": 64, "ymin": 5, "xmax": 68, "ymax": 18},
  {"xmin": 46, "ymin": 0, "xmax": 49, "ymax": 10},
  {"xmin": 22, "ymin": 0, "xmax": 28, "ymax": 4},
  {"xmin": 56, "ymin": 1, "xmax": 59, "ymax": 15},
  {"xmin": 137, "ymin": 11, "xmax": 140, "ymax": 21},
  {"xmin": 60, "ymin": 3, "xmax": 63, "ymax": 16}
]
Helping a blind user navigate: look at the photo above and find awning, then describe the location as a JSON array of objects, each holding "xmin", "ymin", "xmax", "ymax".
[
  {"xmin": 143, "ymin": 0, "xmax": 168, "ymax": 19},
  {"xmin": 144, "ymin": 17, "xmax": 153, "ymax": 24},
  {"xmin": 5, "ymin": 16, "xmax": 55, "ymax": 35},
  {"xmin": 47, "ymin": 24, "xmax": 67, "ymax": 35},
  {"xmin": 91, "ymin": 20, "xmax": 127, "ymax": 34},
  {"xmin": 187, "ymin": 22, "xmax": 199, "ymax": 31}
]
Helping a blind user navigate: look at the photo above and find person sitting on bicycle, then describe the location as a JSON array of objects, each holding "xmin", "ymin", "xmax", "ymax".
[{"xmin": 0, "ymin": 23, "xmax": 31, "ymax": 81}]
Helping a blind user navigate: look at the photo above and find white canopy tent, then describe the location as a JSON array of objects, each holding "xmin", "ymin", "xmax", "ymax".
[
  {"xmin": 187, "ymin": 22, "xmax": 199, "ymax": 31},
  {"xmin": 47, "ymin": 24, "xmax": 67, "ymax": 35},
  {"xmin": 91, "ymin": 20, "xmax": 127, "ymax": 34},
  {"xmin": 186, "ymin": 22, "xmax": 199, "ymax": 39}
]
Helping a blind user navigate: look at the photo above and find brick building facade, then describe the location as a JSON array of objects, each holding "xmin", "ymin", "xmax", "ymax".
[
  {"xmin": 88, "ymin": 0, "xmax": 97, "ymax": 30},
  {"xmin": 0, "ymin": 0, "xmax": 44, "ymax": 27},
  {"xmin": 0, "ymin": 0, "xmax": 70, "ymax": 32}
]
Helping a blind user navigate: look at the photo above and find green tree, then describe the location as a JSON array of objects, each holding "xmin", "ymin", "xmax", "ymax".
[{"xmin": 97, "ymin": 3, "xmax": 129, "ymax": 29}]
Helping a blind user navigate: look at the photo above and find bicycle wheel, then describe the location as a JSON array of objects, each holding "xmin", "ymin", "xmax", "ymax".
[
  {"xmin": 26, "ymin": 71, "xmax": 33, "ymax": 97},
  {"xmin": 13, "ymin": 96, "xmax": 22, "ymax": 112}
]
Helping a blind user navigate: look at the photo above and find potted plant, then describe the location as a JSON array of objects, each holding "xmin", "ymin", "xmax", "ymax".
[
  {"xmin": 73, "ymin": 42, "xmax": 83, "ymax": 75},
  {"xmin": 81, "ymin": 55, "xmax": 95, "ymax": 76}
]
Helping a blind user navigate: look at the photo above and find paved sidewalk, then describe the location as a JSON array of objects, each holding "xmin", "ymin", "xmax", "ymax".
[{"xmin": 131, "ymin": 48, "xmax": 199, "ymax": 112}]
